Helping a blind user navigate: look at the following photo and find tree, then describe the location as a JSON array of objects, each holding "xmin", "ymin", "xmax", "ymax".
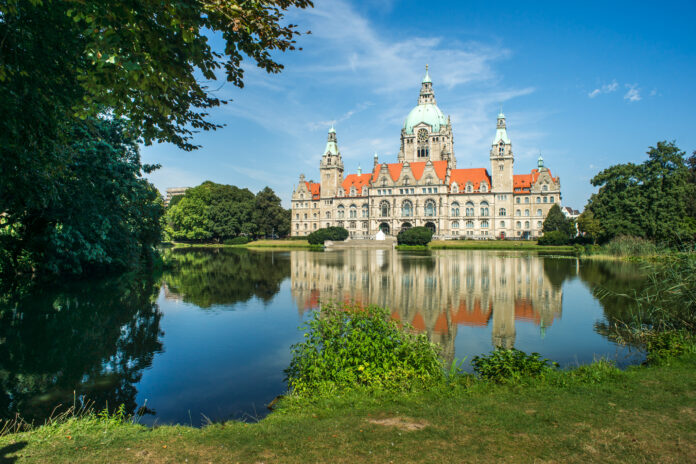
[
  {"xmin": 586, "ymin": 141, "xmax": 696, "ymax": 244},
  {"xmin": 687, "ymin": 151, "xmax": 696, "ymax": 222},
  {"xmin": 542, "ymin": 205, "xmax": 575, "ymax": 237},
  {"xmin": 397, "ymin": 227, "xmax": 433, "ymax": 246},
  {"xmin": 253, "ymin": 187, "xmax": 291, "ymax": 238},
  {"xmin": 576, "ymin": 210, "xmax": 602, "ymax": 244}
]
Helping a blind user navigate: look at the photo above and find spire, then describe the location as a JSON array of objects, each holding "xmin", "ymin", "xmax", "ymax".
[
  {"xmin": 357, "ymin": 164, "xmax": 362, "ymax": 175},
  {"xmin": 492, "ymin": 111, "xmax": 510, "ymax": 145},
  {"xmin": 418, "ymin": 65, "xmax": 436, "ymax": 105},
  {"xmin": 325, "ymin": 125, "xmax": 339, "ymax": 155},
  {"xmin": 373, "ymin": 153, "xmax": 379, "ymax": 166},
  {"xmin": 538, "ymin": 154, "xmax": 545, "ymax": 171}
]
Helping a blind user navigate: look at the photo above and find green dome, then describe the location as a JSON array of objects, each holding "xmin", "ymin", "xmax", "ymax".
[{"xmin": 403, "ymin": 103, "xmax": 447, "ymax": 134}]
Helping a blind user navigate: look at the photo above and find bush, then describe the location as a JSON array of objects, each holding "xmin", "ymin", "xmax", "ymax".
[
  {"xmin": 223, "ymin": 236, "xmax": 249, "ymax": 245},
  {"xmin": 645, "ymin": 330, "xmax": 695, "ymax": 363},
  {"xmin": 306, "ymin": 227, "xmax": 349, "ymax": 245},
  {"xmin": 397, "ymin": 226, "xmax": 433, "ymax": 246},
  {"xmin": 285, "ymin": 303, "xmax": 444, "ymax": 396},
  {"xmin": 471, "ymin": 348, "xmax": 558, "ymax": 383},
  {"xmin": 538, "ymin": 230, "xmax": 571, "ymax": 246}
]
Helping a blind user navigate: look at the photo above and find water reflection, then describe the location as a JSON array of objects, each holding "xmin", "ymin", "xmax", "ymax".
[{"xmin": 0, "ymin": 275, "xmax": 162, "ymax": 424}]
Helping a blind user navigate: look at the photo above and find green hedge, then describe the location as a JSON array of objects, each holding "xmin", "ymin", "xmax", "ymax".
[
  {"xmin": 307, "ymin": 227, "xmax": 349, "ymax": 245},
  {"xmin": 397, "ymin": 226, "xmax": 433, "ymax": 246},
  {"xmin": 538, "ymin": 230, "xmax": 571, "ymax": 246},
  {"xmin": 223, "ymin": 236, "xmax": 249, "ymax": 245}
]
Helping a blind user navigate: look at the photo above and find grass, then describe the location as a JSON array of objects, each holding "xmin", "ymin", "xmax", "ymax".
[
  {"xmin": 167, "ymin": 239, "xmax": 311, "ymax": 249},
  {"xmin": 395, "ymin": 240, "xmax": 576, "ymax": 252},
  {"xmin": 2, "ymin": 355, "xmax": 695, "ymax": 463}
]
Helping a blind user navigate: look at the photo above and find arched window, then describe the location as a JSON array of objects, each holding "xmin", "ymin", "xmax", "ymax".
[
  {"xmin": 480, "ymin": 201, "xmax": 489, "ymax": 216},
  {"xmin": 404, "ymin": 177, "xmax": 410, "ymax": 186},
  {"xmin": 542, "ymin": 184, "xmax": 548, "ymax": 192},
  {"xmin": 525, "ymin": 209, "xmax": 529, "ymax": 217},
  {"xmin": 300, "ymin": 193, "xmax": 304, "ymax": 199},
  {"xmin": 349, "ymin": 204, "xmax": 357, "ymax": 218},
  {"xmin": 499, "ymin": 142, "xmax": 504, "ymax": 155},
  {"xmin": 536, "ymin": 197, "xmax": 541, "ymax": 203},
  {"xmin": 337, "ymin": 205, "xmax": 345, "ymax": 218},
  {"xmin": 516, "ymin": 221, "xmax": 521, "ymax": 228},
  {"xmin": 465, "ymin": 201, "xmax": 474, "ymax": 217},
  {"xmin": 500, "ymin": 221, "xmax": 506, "ymax": 227},
  {"xmin": 452, "ymin": 220, "xmax": 459, "ymax": 229},
  {"xmin": 451, "ymin": 183, "xmax": 458, "ymax": 193},
  {"xmin": 402, "ymin": 200, "xmax": 413, "ymax": 217},
  {"xmin": 451, "ymin": 202, "xmax": 460, "ymax": 217},
  {"xmin": 380, "ymin": 201, "xmax": 390, "ymax": 217},
  {"xmin": 524, "ymin": 221, "xmax": 530, "ymax": 229},
  {"xmin": 543, "ymin": 197, "xmax": 548, "ymax": 203},
  {"xmin": 350, "ymin": 186, "xmax": 357, "ymax": 196},
  {"xmin": 425, "ymin": 200, "xmax": 436, "ymax": 217},
  {"xmin": 537, "ymin": 209, "xmax": 542, "ymax": 216},
  {"xmin": 499, "ymin": 208, "xmax": 507, "ymax": 216},
  {"xmin": 466, "ymin": 220, "xmax": 474, "ymax": 229},
  {"xmin": 480, "ymin": 182, "xmax": 488, "ymax": 192},
  {"xmin": 481, "ymin": 219, "xmax": 489, "ymax": 228},
  {"xmin": 362, "ymin": 204, "xmax": 369, "ymax": 217},
  {"xmin": 362, "ymin": 187, "xmax": 368, "ymax": 196},
  {"xmin": 466, "ymin": 182, "xmax": 473, "ymax": 193},
  {"xmin": 326, "ymin": 211, "xmax": 331, "ymax": 219},
  {"xmin": 537, "ymin": 221, "xmax": 542, "ymax": 228},
  {"xmin": 550, "ymin": 196, "xmax": 555, "ymax": 203},
  {"xmin": 525, "ymin": 197, "xmax": 529, "ymax": 204},
  {"xmin": 516, "ymin": 209, "xmax": 521, "ymax": 216},
  {"xmin": 516, "ymin": 197, "xmax": 520, "ymax": 204}
]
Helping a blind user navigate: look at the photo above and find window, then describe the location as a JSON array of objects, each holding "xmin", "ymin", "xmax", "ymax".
[
  {"xmin": 466, "ymin": 220, "xmax": 474, "ymax": 229},
  {"xmin": 480, "ymin": 201, "xmax": 489, "ymax": 216},
  {"xmin": 349, "ymin": 221, "xmax": 355, "ymax": 229},
  {"xmin": 451, "ymin": 202, "xmax": 460, "ymax": 216},
  {"xmin": 380, "ymin": 201, "xmax": 390, "ymax": 217},
  {"xmin": 499, "ymin": 164, "xmax": 504, "ymax": 171},
  {"xmin": 452, "ymin": 221, "xmax": 459, "ymax": 229},
  {"xmin": 465, "ymin": 201, "xmax": 474, "ymax": 217},
  {"xmin": 516, "ymin": 221, "xmax": 521, "ymax": 228},
  {"xmin": 428, "ymin": 187, "xmax": 432, "ymax": 193},
  {"xmin": 481, "ymin": 219, "xmax": 489, "ymax": 228},
  {"xmin": 404, "ymin": 178, "xmax": 410, "ymax": 185},
  {"xmin": 433, "ymin": 188, "xmax": 438, "ymax": 193},
  {"xmin": 500, "ymin": 221, "xmax": 506, "ymax": 227},
  {"xmin": 480, "ymin": 183, "xmax": 488, "ymax": 193},
  {"xmin": 537, "ymin": 221, "xmax": 542, "ymax": 228},
  {"xmin": 425, "ymin": 200, "xmax": 436, "ymax": 217},
  {"xmin": 525, "ymin": 209, "xmax": 529, "ymax": 217},
  {"xmin": 537, "ymin": 209, "xmax": 542, "ymax": 216},
  {"xmin": 516, "ymin": 209, "xmax": 521, "ymax": 216},
  {"xmin": 542, "ymin": 184, "xmax": 548, "ymax": 192},
  {"xmin": 362, "ymin": 204, "xmax": 369, "ymax": 218},
  {"xmin": 516, "ymin": 197, "xmax": 520, "ymax": 204},
  {"xmin": 313, "ymin": 223, "xmax": 317, "ymax": 230},
  {"xmin": 422, "ymin": 188, "xmax": 427, "ymax": 194},
  {"xmin": 337, "ymin": 205, "xmax": 345, "ymax": 219},
  {"xmin": 326, "ymin": 212, "xmax": 331, "ymax": 219},
  {"xmin": 499, "ymin": 142, "xmax": 504, "ymax": 155},
  {"xmin": 349, "ymin": 205, "xmax": 357, "ymax": 218},
  {"xmin": 304, "ymin": 213, "xmax": 307, "ymax": 219},
  {"xmin": 524, "ymin": 221, "xmax": 530, "ymax": 229},
  {"xmin": 402, "ymin": 200, "xmax": 413, "ymax": 217},
  {"xmin": 466, "ymin": 183, "xmax": 473, "ymax": 193},
  {"xmin": 499, "ymin": 208, "xmax": 507, "ymax": 216},
  {"xmin": 350, "ymin": 186, "xmax": 356, "ymax": 196},
  {"xmin": 295, "ymin": 214, "xmax": 299, "ymax": 219},
  {"xmin": 536, "ymin": 197, "xmax": 541, "ymax": 203},
  {"xmin": 550, "ymin": 196, "xmax": 555, "ymax": 203},
  {"xmin": 543, "ymin": 197, "xmax": 548, "ymax": 203},
  {"xmin": 362, "ymin": 221, "xmax": 368, "ymax": 229},
  {"xmin": 525, "ymin": 197, "xmax": 529, "ymax": 204},
  {"xmin": 452, "ymin": 183, "xmax": 458, "ymax": 193}
]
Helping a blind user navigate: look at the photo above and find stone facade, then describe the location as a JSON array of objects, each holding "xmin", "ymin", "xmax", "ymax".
[{"xmin": 291, "ymin": 69, "xmax": 562, "ymax": 239}]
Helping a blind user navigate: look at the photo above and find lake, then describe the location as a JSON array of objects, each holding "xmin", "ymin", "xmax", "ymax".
[{"xmin": 0, "ymin": 247, "xmax": 648, "ymax": 426}]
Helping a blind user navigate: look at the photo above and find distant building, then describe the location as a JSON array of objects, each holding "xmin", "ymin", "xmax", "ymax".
[
  {"xmin": 561, "ymin": 206, "xmax": 580, "ymax": 220},
  {"xmin": 164, "ymin": 187, "xmax": 190, "ymax": 207},
  {"xmin": 291, "ymin": 67, "xmax": 562, "ymax": 240}
]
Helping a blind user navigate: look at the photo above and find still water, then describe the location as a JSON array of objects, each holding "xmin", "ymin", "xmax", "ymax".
[{"xmin": 0, "ymin": 248, "xmax": 649, "ymax": 426}]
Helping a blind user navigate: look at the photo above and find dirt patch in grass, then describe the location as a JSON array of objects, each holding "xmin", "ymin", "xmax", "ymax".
[{"xmin": 367, "ymin": 416, "xmax": 429, "ymax": 431}]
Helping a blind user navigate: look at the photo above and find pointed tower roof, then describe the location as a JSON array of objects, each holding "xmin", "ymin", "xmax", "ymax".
[
  {"xmin": 422, "ymin": 64, "xmax": 432, "ymax": 84},
  {"xmin": 492, "ymin": 111, "xmax": 510, "ymax": 145},
  {"xmin": 324, "ymin": 126, "xmax": 339, "ymax": 155},
  {"xmin": 403, "ymin": 66, "xmax": 447, "ymax": 134}
]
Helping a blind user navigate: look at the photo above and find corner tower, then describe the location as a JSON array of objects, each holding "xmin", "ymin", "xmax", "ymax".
[
  {"xmin": 399, "ymin": 66, "xmax": 454, "ymax": 165},
  {"xmin": 490, "ymin": 111, "xmax": 513, "ymax": 192},
  {"xmin": 319, "ymin": 126, "xmax": 344, "ymax": 198}
]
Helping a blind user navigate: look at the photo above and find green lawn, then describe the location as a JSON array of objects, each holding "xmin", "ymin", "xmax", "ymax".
[
  {"xmin": 3, "ymin": 356, "xmax": 695, "ymax": 463},
  {"xmin": 428, "ymin": 240, "xmax": 575, "ymax": 252},
  {"xmin": 168, "ymin": 239, "xmax": 311, "ymax": 249}
]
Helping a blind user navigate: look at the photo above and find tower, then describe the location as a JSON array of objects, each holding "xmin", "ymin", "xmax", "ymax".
[
  {"xmin": 490, "ymin": 111, "xmax": 513, "ymax": 192},
  {"xmin": 319, "ymin": 126, "xmax": 344, "ymax": 198}
]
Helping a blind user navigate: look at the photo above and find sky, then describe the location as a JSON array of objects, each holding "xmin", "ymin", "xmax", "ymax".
[{"xmin": 141, "ymin": 0, "xmax": 696, "ymax": 209}]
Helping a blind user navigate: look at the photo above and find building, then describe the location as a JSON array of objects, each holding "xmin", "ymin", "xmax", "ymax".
[
  {"xmin": 291, "ymin": 67, "xmax": 562, "ymax": 239},
  {"xmin": 561, "ymin": 206, "xmax": 580, "ymax": 221},
  {"xmin": 164, "ymin": 187, "xmax": 190, "ymax": 207}
]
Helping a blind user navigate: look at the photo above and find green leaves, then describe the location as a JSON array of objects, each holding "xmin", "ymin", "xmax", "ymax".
[{"xmin": 471, "ymin": 349, "xmax": 558, "ymax": 383}]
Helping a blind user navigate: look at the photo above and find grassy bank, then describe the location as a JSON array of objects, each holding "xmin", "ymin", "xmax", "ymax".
[
  {"xmin": 167, "ymin": 239, "xmax": 311, "ymax": 249},
  {"xmin": 1, "ymin": 354, "xmax": 695, "ymax": 463},
  {"xmin": 394, "ymin": 240, "xmax": 575, "ymax": 253}
]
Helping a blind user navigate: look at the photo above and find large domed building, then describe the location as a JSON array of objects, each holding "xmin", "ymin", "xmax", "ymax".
[{"xmin": 291, "ymin": 67, "xmax": 562, "ymax": 239}]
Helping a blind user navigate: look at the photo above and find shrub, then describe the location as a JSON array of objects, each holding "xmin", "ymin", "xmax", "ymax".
[
  {"xmin": 538, "ymin": 230, "xmax": 570, "ymax": 246},
  {"xmin": 645, "ymin": 330, "xmax": 695, "ymax": 363},
  {"xmin": 306, "ymin": 227, "xmax": 349, "ymax": 245},
  {"xmin": 471, "ymin": 348, "xmax": 558, "ymax": 383},
  {"xmin": 223, "ymin": 236, "xmax": 249, "ymax": 245},
  {"xmin": 603, "ymin": 235, "xmax": 659, "ymax": 256},
  {"xmin": 397, "ymin": 226, "xmax": 433, "ymax": 246},
  {"xmin": 285, "ymin": 303, "xmax": 444, "ymax": 396}
]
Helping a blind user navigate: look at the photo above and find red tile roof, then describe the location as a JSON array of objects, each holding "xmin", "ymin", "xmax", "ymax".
[
  {"xmin": 305, "ymin": 181, "xmax": 321, "ymax": 200},
  {"xmin": 341, "ymin": 173, "xmax": 373, "ymax": 196},
  {"xmin": 449, "ymin": 168, "xmax": 491, "ymax": 192},
  {"xmin": 513, "ymin": 169, "xmax": 558, "ymax": 193},
  {"xmin": 451, "ymin": 299, "xmax": 492, "ymax": 326},
  {"xmin": 371, "ymin": 161, "xmax": 448, "ymax": 183}
]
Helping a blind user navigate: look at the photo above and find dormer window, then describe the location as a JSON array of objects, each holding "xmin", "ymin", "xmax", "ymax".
[
  {"xmin": 452, "ymin": 183, "xmax": 458, "ymax": 194},
  {"xmin": 350, "ymin": 186, "xmax": 356, "ymax": 196},
  {"xmin": 480, "ymin": 182, "xmax": 488, "ymax": 192},
  {"xmin": 466, "ymin": 182, "xmax": 473, "ymax": 193}
]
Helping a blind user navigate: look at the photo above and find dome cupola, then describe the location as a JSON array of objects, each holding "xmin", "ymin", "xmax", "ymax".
[{"xmin": 403, "ymin": 65, "xmax": 448, "ymax": 134}]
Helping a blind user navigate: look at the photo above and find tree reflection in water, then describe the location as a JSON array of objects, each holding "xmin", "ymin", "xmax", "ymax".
[{"xmin": 0, "ymin": 275, "xmax": 162, "ymax": 424}]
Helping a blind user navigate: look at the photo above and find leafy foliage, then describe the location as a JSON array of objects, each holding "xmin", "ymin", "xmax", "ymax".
[
  {"xmin": 471, "ymin": 349, "xmax": 558, "ymax": 383},
  {"xmin": 397, "ymin": 226, "xmax": 433, "ymax": 246},
  {"xmin": 306, "ymin": 227, "xmax": 349, "ymax": 245},
  {"xmin": 576, "ymin": 210, "xmax": 602, "ymax": 244},
  {"xmin": 586, "ymin": 141, "xmax": 696, "ymax": 244},
  {"xmin": 285, "ymin": 303, "xmax": 444, "ymax": 396},
  {"xmin": 538, "ymin": 204, "xmax": 575, "ymax": 245},
  {"xmin": 537, "ymin": 230, "xmax": 571, "ymax": 246},
  {"xmin": 0, "ymin": 118, "xmax": 164, "ymax": 276},
  {"xmin": 224, "ymin": 236, "xmax": 250, "ymax": 245},
  {"xmin": 164, "ymin": 181, "xmax": 289, "ymax": 241}
]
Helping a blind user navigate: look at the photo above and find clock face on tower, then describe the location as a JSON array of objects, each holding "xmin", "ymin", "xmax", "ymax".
[{"xmin": 417, "ymin": 129, "xmax": 428, "ymax": 143}]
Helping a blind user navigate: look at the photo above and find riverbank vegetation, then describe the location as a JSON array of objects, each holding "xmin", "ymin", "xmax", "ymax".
[{"xmin": 306, "ymin": 227, "xmax": 349, "ymax": 245}]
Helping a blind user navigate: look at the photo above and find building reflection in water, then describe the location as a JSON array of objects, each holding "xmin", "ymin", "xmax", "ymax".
[{"xmin": 291, "ymin": 249, "xmax": 564, "ymax": 364}]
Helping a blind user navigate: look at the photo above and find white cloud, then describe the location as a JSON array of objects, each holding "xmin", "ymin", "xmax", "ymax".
[
  {"xmin": 588, "ymin": 80, "xmax": 618, "ymax": 98},
  {"xmin": 624, "ymin": 84, "xmax": 641, "ymax": 102}
]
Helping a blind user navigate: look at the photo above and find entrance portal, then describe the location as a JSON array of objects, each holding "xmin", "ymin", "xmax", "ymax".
[
  {"xmin": 424, "ymin": 222, "xmax": 436, "ymax": 234},
  {"xmin": 379, "ymin": 223, "xmax": 390, "ymax": 235}
]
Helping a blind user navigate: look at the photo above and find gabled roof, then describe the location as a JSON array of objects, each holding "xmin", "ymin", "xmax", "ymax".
[
  {"xmin": 305, "ymin": 181, "xmax": 321, "ymax": 200},
  {"xmin": 449, "ymin": 168, "xmax": 491, "ymax": 191},
  {"xmin": 513, "ymin": 168, "xmax": 558, "ymax": 193},
  {"xmin": 341, "ymin": 173, "xmax": 373, "ymax": 196},
  {"xmin": 371, "ymin": 161, "xmax": 448, "ymax": 183},
  {"xmin": 451, "ymin": 299, "xmax": 492, "ymax": 326}
]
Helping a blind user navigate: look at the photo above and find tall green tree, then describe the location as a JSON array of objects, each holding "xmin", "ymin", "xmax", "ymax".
[
  {"xmin": 253, "ymin": 187, "xmax": 291, "ymax": 238},
  {"xmin": 576, "ymin": 210, "xmax": 602, "ymax": 244},
  {"xmin": 587, "ymin": 141, "xmax": 696, "ymax": 244},
  {"xmin": 542, "ymin": 204, "xmax": 575, "ymax": 237}
]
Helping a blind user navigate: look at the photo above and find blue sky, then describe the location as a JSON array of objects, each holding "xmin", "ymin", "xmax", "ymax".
[{"xmin": 141, "ymin": 0, "xmax": 696, "ymax": 209}]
